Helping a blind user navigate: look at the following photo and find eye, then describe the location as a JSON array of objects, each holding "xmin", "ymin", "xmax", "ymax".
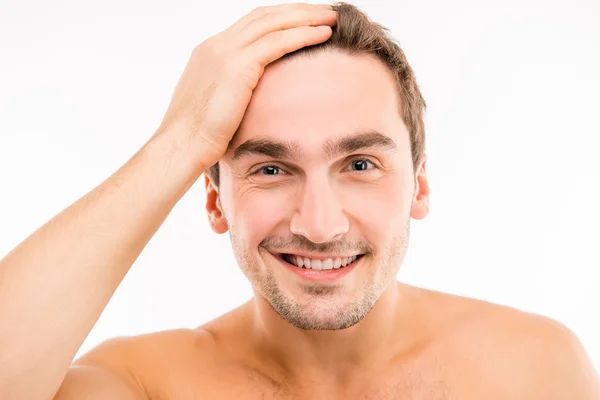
[
  {"xmin": 253, "ymin": 165, "xmax": 285, "ymax": 176},
  {"xmin": 250, "ymin": 158, "xmax": 377, "ymax": 177},
  {"xmin": 347, "ymin": 158, "xmax": 376, "ymax": 172}
]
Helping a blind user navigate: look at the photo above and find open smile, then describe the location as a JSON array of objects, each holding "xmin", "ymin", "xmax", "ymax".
[
  {"xmin": 270, "ymin": 252, "xmax": 365, "ymax": 282},
  {"xmin": 281, "ymin": 253, "xmax": 364, "ymax": 270}
]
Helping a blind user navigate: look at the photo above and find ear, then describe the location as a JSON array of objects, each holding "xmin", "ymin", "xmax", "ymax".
[
  {"xmin": 410, "ymin": 155, "xmax": 430, "ymax": 220},
  {"xmin": 204, "ymin": 174, "xmax": 229, "ymax": 234}
]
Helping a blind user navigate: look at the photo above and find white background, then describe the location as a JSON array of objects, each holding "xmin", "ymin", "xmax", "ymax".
[{"xmin": 0, "ymin": 0, "xmax": 598, "ymax": 368}]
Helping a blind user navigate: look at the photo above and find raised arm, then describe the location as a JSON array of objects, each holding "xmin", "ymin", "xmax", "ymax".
[{"xmin": 0, "ymin": 4, "xmax": 337, "ymax": 400}]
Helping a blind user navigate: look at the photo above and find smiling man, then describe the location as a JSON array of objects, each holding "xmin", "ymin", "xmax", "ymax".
[
  {"xmin": 213, "ymin": 53, "xmax": 415, "ymax": 332},
  {"xmin": 204, "ymin": 17, "xmax": 426, "ymax": 336},
  {"xmin": 198, "ymin": 5, "xmax": 600, "ymax": 397},
  {"xmin": 1, "ymin": 2, "xmax": 599, "ymax": 400}
]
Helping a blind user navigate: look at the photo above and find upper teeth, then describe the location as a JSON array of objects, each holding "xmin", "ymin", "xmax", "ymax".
[{"xmin": 285, "ymin": 254, "xmax": 359, "ymax": 270}]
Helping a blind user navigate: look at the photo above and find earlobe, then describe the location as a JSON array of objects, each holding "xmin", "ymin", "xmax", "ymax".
[
  {"xmin": 410, "ymin": 156, "xmax": 430, "ymax": 220},
  {"xmin": 204, "ymin": 174, "xmax": 229, "ymax": 234}
]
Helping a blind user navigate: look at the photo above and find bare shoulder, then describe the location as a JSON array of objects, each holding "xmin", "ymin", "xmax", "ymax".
[
  {"xmin": 73, "ymin": 327, "xmax": 217, "ymax": 368},
  {"xmin": 411, "ymin": 285, "xmax": 600, "ymax": 399},
  {"xmin": 68, "ymin": 328, "xmax": 218, "ymax": 398}
]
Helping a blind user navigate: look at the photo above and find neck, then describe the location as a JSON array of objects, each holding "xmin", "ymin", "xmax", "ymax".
[{"xmin": 246, "ymin": 281, "xmax": 413, "ymax": 385}]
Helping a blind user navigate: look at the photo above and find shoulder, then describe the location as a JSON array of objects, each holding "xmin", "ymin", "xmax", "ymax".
[
  {"xmin": 74, "ymin": 328, "xmax": 216, "ymax": 368},
  {"xmin": 72, "ymin": 328, "xmax": 218, "ymax": 396},
  {"xmin": 422, "ymin": 288, "xmax": 600, "ymax": 399},
  {"xmin": 491, "ymin": 308, "xmax": 599, "ymax": 399}
]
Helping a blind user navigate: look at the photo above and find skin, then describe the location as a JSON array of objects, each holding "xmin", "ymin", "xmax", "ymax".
[
  {"xmin": 1, "ymin": 3, "xmax": 597, "ymax": 399},
  {"xmin": 68, "ymin": 285, "xmax": 600, "ymax": 399},
  {"xmin": 71, "ymin": 49, "xmax": 600, "ymax": 399},
  {"xmin": 211, "ymin": 49, "xmax": 425, "ymax": 377}
]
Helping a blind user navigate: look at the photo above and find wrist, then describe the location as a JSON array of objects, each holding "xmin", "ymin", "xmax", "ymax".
[
  {"xmin": 147, "ymin": 122, "xmax": 216, "ymax": 176},
  {"xmin": 137, "ymin": 125, "xmax": 209, "ymax": 198}
]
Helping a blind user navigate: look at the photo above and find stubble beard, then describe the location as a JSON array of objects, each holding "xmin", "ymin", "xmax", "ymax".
[{"xmin": 231, "ymin": 223, "xmax": 410, "ymax": 331}]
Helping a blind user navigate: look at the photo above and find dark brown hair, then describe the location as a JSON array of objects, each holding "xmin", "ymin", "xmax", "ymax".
[{"xmin": 206, "ymin": 1, "xmax": 427, "ymax": 186}]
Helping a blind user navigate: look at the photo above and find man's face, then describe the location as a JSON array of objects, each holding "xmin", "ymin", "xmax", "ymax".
[{"xmin": 207, "ymin": 51, "xmax": 428, "ymax": 330}]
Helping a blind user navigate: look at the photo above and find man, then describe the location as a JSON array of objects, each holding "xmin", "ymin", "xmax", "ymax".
[{"xmin": 0, "ymin": 2, "xmax": 598, "ymax": 399}]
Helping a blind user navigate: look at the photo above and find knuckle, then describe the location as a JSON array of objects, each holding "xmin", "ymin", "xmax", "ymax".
[
  {"xmin": 308, "ymin": 15, "xmax": 323, "ymax": 26},
  {"xmin": 250, "ymin": 6, "xmax": 269, "ymax": 18},
  {"xmin": 192, "ymin": 40, "xmax": 207, "ymax": 56},
  {"xmin": 204, "ymin": 42, "xmax": 221, "ymax": 59},
  {"xmin": 200, "ymin": 35, "xmax": 216, "ymax": 49},
  {"xmin": 223, "ymin": 55, "xmax": 260, "ymax": 87},
  {"xmin": 261, "ymin": 11, "xmax": 278, "ymax": 25},
  {"xmin": 267, "ymin": 29, "xmax": 285, "ymax": 44},
  {"xmin": 299, "ymin": 9, "xmax": 320, "ymax": 26},
  {"xmin": 196, "ymin": 37, "xmax": 224, "ymax": 59},
  {"xmin": 191, "ymin": 43, "xmax": 203, "ymax": 57}
]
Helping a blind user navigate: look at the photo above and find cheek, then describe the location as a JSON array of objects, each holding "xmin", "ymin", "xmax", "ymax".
[
  {"xmin": 231, "ymin": 188, "xmax": 292, "ymax": 242},
  {"xmin": 229, "ymin": 173, "xmax": 412, "ymax": 240},
  {"xmin": 341, "ymin": 176, "xmax": 411, "ymax": 228}
]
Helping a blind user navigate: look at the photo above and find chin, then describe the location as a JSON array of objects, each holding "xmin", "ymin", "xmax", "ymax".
[
  {"xmin": 263, "ymin": 284, "xmax": 374, "ymax": 331},
  {"xmin": 282, "ymin": 307, "xmax": 369, "ymax": 331}
]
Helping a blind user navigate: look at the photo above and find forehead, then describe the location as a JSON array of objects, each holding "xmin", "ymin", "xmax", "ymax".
[{"xmin": 226, "ymin": 51, "xmax": 407, "ymax": 154}]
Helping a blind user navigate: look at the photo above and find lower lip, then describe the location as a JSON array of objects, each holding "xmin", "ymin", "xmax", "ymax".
[{"xmin": 273, "ymin": 253, "xmax": 362, "ymax": 282}]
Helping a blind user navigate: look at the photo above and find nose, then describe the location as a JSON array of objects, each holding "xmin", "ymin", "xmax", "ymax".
[{"xmin": 289, "ymin": 175, "xmax": 350, "ymax": 244}]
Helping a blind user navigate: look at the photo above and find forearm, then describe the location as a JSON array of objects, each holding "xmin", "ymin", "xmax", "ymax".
[{"xmin": 0, "ymin": 126, "xmax": 206, "ymax": 400}]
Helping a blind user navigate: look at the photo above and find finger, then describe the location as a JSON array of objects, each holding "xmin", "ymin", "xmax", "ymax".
[
  {"xmin": 246, "ymin": 24, "xmax": 333, "ymax": 67},
  {"xmin": 230, "ymin": 3, "xmax": 333, "ymax": 34},
  {"xmin": 239, "ymin": 7, "xmax": 336, "ymax": 48},
  {"xmin": 224, "ymin": 3, "xmax": 335, "ymax": 45}
]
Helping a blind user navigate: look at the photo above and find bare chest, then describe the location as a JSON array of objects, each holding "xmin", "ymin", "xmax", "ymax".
[{"xmin": 145, "ymin": 357, "xmax": 457, "ymax": 400}]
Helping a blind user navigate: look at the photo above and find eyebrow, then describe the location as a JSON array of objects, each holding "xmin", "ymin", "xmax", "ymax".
[{"xmin": 231, "ymin": 130, "xmax": 397, "ymax": 162}]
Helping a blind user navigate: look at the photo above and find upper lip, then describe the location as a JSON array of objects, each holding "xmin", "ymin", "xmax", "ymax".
[{"xmin": 271, "ymin": 251, "xmax": 363, "ymax": 259}]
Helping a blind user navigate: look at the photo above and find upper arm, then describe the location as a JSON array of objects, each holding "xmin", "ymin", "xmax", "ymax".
[
  {"xmin": 489, "ymin": 313, "xmax": 600, "ymax": 399},
  {"xmin": 54, "ymin": 337, "xmax": 149, "ymax": 400},
  {"xmin": 529, "ymin": 320, "xmax": 600, "ymax": 399},
  {"xmin": 458, "ymin": 307, "xmax": 600, "ymax": 399},
  {"xmin": 54, "ymin": 365, "xmax": 148, "ymax": 400}
]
